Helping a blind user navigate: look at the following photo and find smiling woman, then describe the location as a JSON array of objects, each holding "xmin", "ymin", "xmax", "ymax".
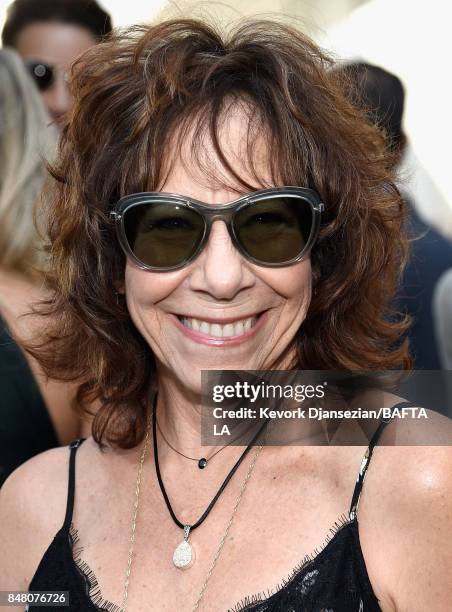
[{"xmin": 0, "ymin": 16, "xmax": 451, "ymax": 612}]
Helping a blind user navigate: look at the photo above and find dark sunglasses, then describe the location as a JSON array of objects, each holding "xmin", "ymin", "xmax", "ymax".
[
  {"xmin": 110, "ymin": 187, "xmax": 324, "ymax": 271},
  {"xmin": 25, "ymin": 60, "xmax": 69, "ymax": 92}
]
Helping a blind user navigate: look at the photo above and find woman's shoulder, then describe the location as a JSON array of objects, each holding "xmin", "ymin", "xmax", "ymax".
[
  {"xmin": 0, "ymin": 438, "xmax": 100, "ymax": 590},
  {"xmin": 1, "ymin": 444, "xmax": 68, "ymax": 510},
  {"xmin": 359, "ymin": 395, "xmax": 452, "ymax": 502},
  {"xmin": 363, "ymin": 405, "xmax": 452, "ymax": 525},
  {"xmin": 0, "ymin": 436, "xmax": 103, "ymax": 505},
  {"xmin": 0, "ymin": 435, "xmax": 133, "ymax": 531},
  {"xmin": 372, "ymin": 436, "xmax": 452, "ymax": 509},
  {"xmin": 0, "ymin": 446, "xmax": 68, "ymax": 589},
  {"xmin": 358, "ymin": 418, "xmax": 452, "ymax": 611}
]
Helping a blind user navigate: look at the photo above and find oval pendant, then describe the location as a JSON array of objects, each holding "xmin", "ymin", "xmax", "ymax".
[
  {"xmin": 173, "ymin": 539, "xmax": 195, "ymax": 569},
  {"xmin": 198, "ymin": 458, "xmax": 207, "ymax": 469}
]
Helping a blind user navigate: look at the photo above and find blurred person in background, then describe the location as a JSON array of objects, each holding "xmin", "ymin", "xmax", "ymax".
[
  {"xmin": 433, "ymin": 269, "xmax": 452, "ymax": 370},
  {"xmin": 433, "ymin": 268, "xmax": 452, "ymax": 415},
  {"xmin": 0, "ymin": 47, "xmax": 82, "ymax": 486},
  {"xmin": 332, "ymin": 62, "xmax": 452, "ymax": 370},
  {"xmin": 1, "ymin": 0, "xmax": 112, "ymax": 127}
]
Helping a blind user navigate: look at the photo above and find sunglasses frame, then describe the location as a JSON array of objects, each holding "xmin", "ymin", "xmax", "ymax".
[{"xmin": 110, "ymin": 186, "xmax": 324, "ymax": 272}]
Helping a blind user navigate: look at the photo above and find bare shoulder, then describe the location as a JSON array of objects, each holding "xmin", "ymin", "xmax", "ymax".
[
  {"xmin": 372, "ymin": 407, "xmax": 452, "ymax": 490},
  {"xmin": 371, "ymin": 409, "xmax": 452, "ymax": 512},
  {"xmin": 357, "ymin": 417, "xmax": 452, "ymax": 611},
  {"xmin": 369, "ymin": 438, "xmax": 452, "ymax": 512},
  {"xmin": 0, "ymin": 437, "xmax": 100, "ymax": 591}
]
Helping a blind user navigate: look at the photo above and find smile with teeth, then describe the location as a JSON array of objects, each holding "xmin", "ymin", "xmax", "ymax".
[{"xmin": 179, "ymin": 315, "xmax": 259, "ymax": 338}]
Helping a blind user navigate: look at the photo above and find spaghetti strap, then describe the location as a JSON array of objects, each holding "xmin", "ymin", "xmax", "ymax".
[
  {"xmin": 61, "ymin": 438, "xmax": 86, "ymax": 532},
  {"xmin": 348, "ymin": 401, "xmax": 418, "ymax": 519}
]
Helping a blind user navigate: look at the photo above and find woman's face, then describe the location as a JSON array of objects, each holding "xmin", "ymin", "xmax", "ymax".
[
  {"xmin": 15, "ymin": 22, "xmax": 96, "ymax": 126},
  {"xmin": 124, "ymin": 107, "xmax": 312, "ymax": 392}
]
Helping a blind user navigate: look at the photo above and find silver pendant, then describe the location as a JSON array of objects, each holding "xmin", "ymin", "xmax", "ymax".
[{"xmin": 173, "ymin": 525, "xmax": 195, "ymax": 569}]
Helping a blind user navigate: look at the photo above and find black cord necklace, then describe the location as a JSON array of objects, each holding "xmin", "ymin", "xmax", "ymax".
[{"xmin": 152, "ymin": 392, "xmax": 269, "ymax": 569}]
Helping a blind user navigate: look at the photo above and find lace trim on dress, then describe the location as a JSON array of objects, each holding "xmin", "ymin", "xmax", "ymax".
[
  {"xmin": 67, "ymin": 513, "xmax": 367, "ymax": 612},
  {"xmin": 69, "ymin": 524, "xmax": 124, "ymax": 612},
  {"xmin": 229, "ymin": 512, "xmax": 353, "ymax": 612}
]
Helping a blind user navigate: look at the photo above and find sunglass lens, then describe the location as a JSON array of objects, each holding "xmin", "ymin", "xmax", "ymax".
[
  {"xmin": 234, "ymin": 197, "xmax": 313, "ymax": 264},
  {"xmin": 26, "ymin": 62, "xmax": 53, "ymax": 91},
  {"xmin": 123, "ymin": 202, "xmax": 205, "ymax": 268}
]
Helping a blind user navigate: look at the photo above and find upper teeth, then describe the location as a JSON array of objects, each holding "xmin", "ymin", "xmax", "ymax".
[{"xmin": 180, "ymin": 316, "xmax": 258, "ymax": 337}]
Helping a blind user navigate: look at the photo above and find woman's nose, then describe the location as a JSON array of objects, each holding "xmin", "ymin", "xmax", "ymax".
[{"xmin": 188, "ymin": 220, "xmax": 255, "ymax": 299}]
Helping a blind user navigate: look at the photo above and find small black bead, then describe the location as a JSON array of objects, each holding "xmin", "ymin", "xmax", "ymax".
[{"xmin": 198, "ymin": 458, "xmax": 207, "ymax": 469}]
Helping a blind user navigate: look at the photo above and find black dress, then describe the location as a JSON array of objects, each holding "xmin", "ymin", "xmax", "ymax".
[
  {"xmin": 0, "ymin": 314, "xmax": 58, "ymax": 486},
  {"xmin": 28, "ymin": 404, "xmax": 413, "ymax": 611}
]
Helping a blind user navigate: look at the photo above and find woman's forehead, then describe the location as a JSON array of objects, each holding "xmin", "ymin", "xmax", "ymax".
[{"xmin": 158, "ymin": 101, "xmax": 277, "ymax": 199}]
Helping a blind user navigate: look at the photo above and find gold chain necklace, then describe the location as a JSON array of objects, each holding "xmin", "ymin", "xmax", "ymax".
[{"xmin": 121, "ymin": 415, "xmax": 264, "ymax": 611}]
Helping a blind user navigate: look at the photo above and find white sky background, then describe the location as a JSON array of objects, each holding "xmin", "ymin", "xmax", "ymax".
[
  {"xmin": 96, "ymin": 0, "xmax": 169, "ymax": 26},
  {"xmin": 320, "ymin": 0, "xmax": 452, "ymax": 234}
]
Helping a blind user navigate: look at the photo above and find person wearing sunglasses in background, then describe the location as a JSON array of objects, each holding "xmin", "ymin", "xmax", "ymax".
[
  {"xmin": 330, "ymin": 62, "xmax": 452, "ymax": 373},
  {"xmin": 1, "ymin": 0, "xmax": 112, "ymax": 127},
  {"xmin": 0, "ymin": 0, "xmax": 111, "ymax": 480},
  {"xmin": 0, "ymin": 48, "xmax": 80, "ymax": 486},
  {"xmin": 1, "ymin": 18, "xmax": 451, "ymax": 612}
]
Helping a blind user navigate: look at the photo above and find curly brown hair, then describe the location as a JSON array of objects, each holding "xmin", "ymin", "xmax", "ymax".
[{"xmin": 28, "ymin": 18, "xmax": 411, "ymax": 448}]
